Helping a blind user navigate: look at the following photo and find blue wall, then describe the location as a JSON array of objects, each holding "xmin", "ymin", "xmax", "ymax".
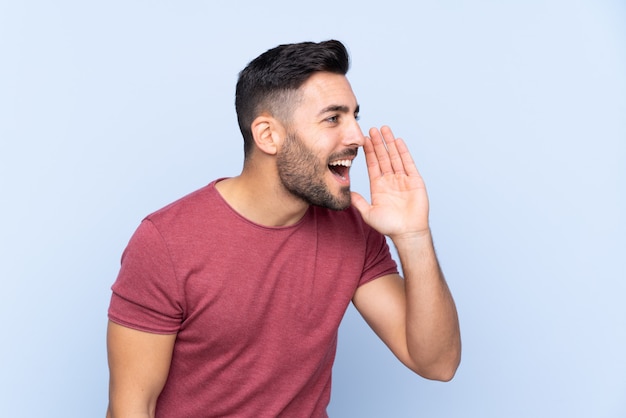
[{"xmin": 1, "ymin": 1, "xmax": 624, "ymax": 416}]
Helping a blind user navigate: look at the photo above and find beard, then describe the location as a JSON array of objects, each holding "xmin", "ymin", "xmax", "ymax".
[{"xmin": 276, "ymin": 132, "xmax": 352, "ymax": 211}]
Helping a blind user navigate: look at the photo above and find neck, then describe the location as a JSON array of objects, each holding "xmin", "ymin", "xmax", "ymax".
[{"xmin": 215, "ymin": 164, "xmax": 309, "ymax": 227}]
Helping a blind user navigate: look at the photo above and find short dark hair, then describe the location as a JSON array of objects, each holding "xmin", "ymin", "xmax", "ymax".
[{"xmin": 235, "ymin": 40, "xmax": 350, "ymax": 158}]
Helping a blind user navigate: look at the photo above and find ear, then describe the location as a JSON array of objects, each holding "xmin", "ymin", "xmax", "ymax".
[{"xmin": 250, "ymin": 114, "xmax": 285, "ymax": 156}]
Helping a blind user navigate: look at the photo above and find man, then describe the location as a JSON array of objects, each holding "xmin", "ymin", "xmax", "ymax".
[{"xmin": 106, "ymin": 40, "xmax": 461, "ymax": 417}]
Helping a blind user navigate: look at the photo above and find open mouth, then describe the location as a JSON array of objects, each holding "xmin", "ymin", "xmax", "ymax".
[{"xmin": 328, "ymin": 159, "xmax": 352, "ymax": 181}]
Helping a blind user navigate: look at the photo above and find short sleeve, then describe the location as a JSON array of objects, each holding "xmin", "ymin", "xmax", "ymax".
[
  {"xmin": 358, "ymin": 224, "xmax": 398, "ymax": 287},
  {"xmin": 108, "ymin": 219, "xmax": 183, "ymax": 334}
]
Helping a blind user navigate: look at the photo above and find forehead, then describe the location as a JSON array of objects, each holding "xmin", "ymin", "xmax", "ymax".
[{"xmin": 296, "ymin": 72, "xmax": 358, "ymax": 113}]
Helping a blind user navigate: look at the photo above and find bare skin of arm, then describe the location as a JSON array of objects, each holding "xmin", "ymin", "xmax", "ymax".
[
  {"xmin": 351, "ymin": 126, "xmax": 461, "ymax": 381},
  {"xmin": 106, "ymin": 321, "xmax": 177, "ymax": 418}
]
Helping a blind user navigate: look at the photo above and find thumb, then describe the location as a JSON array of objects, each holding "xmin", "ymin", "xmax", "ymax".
[{"xmin": 350, "ymin": 191, "xmax": 370, "ymax": 218}]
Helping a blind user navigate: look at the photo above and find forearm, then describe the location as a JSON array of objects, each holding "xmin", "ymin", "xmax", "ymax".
[{"xmin": 393, "ymin": 229, "xmax": 461, "ymax": 381}]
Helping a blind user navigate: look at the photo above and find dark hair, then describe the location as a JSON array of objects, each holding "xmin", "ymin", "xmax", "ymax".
[{"xmin": 235, "ymin": 40, "xmax": 350, "ymax": 158}]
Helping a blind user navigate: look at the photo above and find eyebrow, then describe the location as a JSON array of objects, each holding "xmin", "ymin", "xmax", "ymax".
[{"xmin": 318, "ymin": 104, "xmax": 360, "ymax": 116}]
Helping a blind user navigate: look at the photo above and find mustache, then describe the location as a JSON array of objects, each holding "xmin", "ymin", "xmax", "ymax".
[{"xmin": 328, "ymin": 148, "xmax": 358, "ymax": 161}]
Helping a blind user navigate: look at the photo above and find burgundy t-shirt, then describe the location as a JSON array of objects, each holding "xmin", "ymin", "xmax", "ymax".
[{"xmin": 109, "ymin": 179, "xmax": 397, "ymax": 417}]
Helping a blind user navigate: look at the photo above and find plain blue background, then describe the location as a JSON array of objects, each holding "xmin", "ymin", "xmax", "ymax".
[{"xmin": 1, "ymin": 1, "xmax": 624, "ymax": 417}]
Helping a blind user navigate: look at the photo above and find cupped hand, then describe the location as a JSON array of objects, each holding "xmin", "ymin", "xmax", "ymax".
[{"xmin": 351, "ymin": 126, "xmax": 431, "ymax": 240}]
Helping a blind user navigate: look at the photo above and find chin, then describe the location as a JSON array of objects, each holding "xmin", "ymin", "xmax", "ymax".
[{"xmin": 321, "ymin": 188, "xmax": 352, "ymax": 211}]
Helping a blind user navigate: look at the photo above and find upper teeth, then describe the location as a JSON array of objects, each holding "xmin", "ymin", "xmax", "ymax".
[{"xmin": 329, "ymin": 159, "xmax": 352, "ymax": 167}]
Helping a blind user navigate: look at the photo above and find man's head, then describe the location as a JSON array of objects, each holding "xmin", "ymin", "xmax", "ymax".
[{"xmin": 235, "ymin": 40, "xmax": 350, "ymax": 159}]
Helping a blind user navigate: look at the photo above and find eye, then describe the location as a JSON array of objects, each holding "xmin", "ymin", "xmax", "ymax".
[
  {"xmin": 354, "ymin": 113, "xmax": 360, "ymax": 121},
  {"xmin": 326, "ymin": 115, "xmax": 339, "ymax": 123}
]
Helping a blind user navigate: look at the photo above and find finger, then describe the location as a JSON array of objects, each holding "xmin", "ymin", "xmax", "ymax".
[
  {"xmin": 379, "ymin": 126, "xmax": 406, "ymax": 175},
  {"xmin": 350, "ymin": 191, "xmax": 370, "ymax": 219},
  {"xmin": 362, "ymin": 135, "xmax": 383, "ymax": 178},
  {"xmin": 394, "ymin": 138, "xmax": 421, "ymax": 178},
  {"xmin": 368, "ymin": 127, "xmax": 394, "ymax": 175}
]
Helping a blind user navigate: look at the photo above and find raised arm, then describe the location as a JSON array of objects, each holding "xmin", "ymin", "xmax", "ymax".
[
  {"xmin": 351, "ymin": 126, "xmax": 461, "ymax": 381},
  {"xmin": 106, "ymin": 321, "xmax": 176, "ymax": 418}
]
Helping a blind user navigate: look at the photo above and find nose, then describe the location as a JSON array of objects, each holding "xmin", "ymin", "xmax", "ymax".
[{"xmin": 345, "ymin": 117, "xmax": 365, "ymax": 148}]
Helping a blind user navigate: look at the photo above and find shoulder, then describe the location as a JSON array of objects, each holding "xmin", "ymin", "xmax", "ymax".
[
  {"xmin": 145, "ymin": 180, "xmax": 224, "ymax": 228},
  {"xmin": 311, "ymin": 205, "xmax": 377, "ymax": 238},
  {"xmin": 309, "ymin": 206, "xmax": 392, "ymax": 260}
]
